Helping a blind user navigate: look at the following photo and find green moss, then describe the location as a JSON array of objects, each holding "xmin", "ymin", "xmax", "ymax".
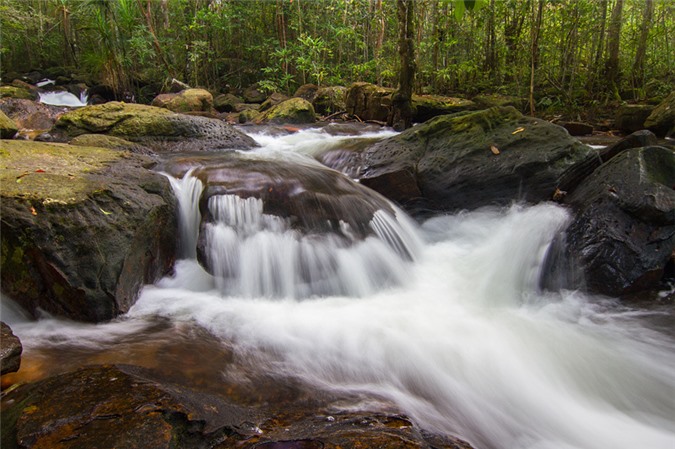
[
  {"xmin": 0, "ymin": 141, "xmax": 122, "ymax": 204},
  {"xmin": 258, "ymin": 98, "xmax": 316, "ymax": 124},
  {"xmin": 0, "ymin": 85, "xmax": 36, "ymax": 100},
  {"xmin": 0, "ymin": 110, "xmax": 19, "ymax": 138}
]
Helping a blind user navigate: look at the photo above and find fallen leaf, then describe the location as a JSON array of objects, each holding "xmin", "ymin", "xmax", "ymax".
[
  {"xmin": 512, "ymin": 127, "xmax": 525, "ymax": 135},
  {"xmin": 16, "ymin": 172, "xmax": 30, "ymax": 182},
  {"xmin": 99, "ymin": 208, "xmax": 113, "ymax": 215},
  {"xmin": 490, "ymin": 145, "xmax": 500, "ymax": 155},
  {"xmin": 35, "ymin": 169, "xmax": 46, "ymax": 173},
  {"xmin": 30, "ymin": 206, "xmax": 37, "ymax": 216}
]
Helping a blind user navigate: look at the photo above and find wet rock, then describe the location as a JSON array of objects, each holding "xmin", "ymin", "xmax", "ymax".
[
  {"xmin": 358, "ymin": 106, "xmax": 593, "ymax": 213},
  {"xmin": 562, "ymin": 122, "xmax": 593, "ymax": 136},
  {"xmin": 615, "ymin": 104, "xmax": 654, "ymax": 134},
  {"xmin": 0, "ymin": 322, "xmax": 22, "ymax": 375},
  {"xmin": 0, "ymin": 140, "xmax": 177, "ymax": 322},
  {"xmin": 151, "ymin": 88, "xmax": 214, "ymax": 114},
  {"xmin": 313, "ymin": 86, "xmax": 347, "ymax": 115},
  {"xmin": 256, "ymin": 98, "xmax": 316, "ymax": 125},
  {"xmin": 543, "ymin": 146, "xmax": 675, "ymax": 296},
  {"xmin": 0, "ymin": 110, "xmax": 18, "ymax": 139},
  {"xmin": 0, "ymin": 98, "xmax": 66, "ymax": 133},
  {"xmin": 214, "ymin": 93, "xmax": 243, "ymax": 113},
  {"xmin": 0, "ymin": 364, "xmax": 250, "ymax": 449},
  {"xmin": 645, "ymin": 91, "xmax": 675, "ymax": 138},
  {"xmin": 53, "ymin": 102, "xmax": 256, "ymax": 152},
  {"xmin": 260, "ymin": 92, "xmax": 290, "ymax": 112},
  {"xmin": 239, "ymin": 109, "xmax": 261, "ymax": 124}
]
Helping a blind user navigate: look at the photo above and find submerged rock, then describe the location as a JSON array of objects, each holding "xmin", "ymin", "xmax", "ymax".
[
  {"xmin": 0, "ymin": 140, "xmax": 177, "ymax": 322},
  {"xmin": 543, "ymin": 146, "xmax": 675, "ymax": 296},
  {"xmin": 358, "ymin": 106, "xmax": 593, "ymax": 213},
  {"xmin": 0, "ymin": 322, "xmax": 22, "ymax": 375},
  {"xmin": 53, "ymin": 102, "xmax": 256, "ymax": 152}
]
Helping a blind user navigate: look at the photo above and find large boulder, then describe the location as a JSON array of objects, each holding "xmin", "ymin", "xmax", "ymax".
[
  {"xmin": 615, "ymin": 104, "xmax": 655, "ymax": 134},
  {"xmin": 294, "ymin": 83, "xmax": 320, "ymax": 102},
  {"xmin": 644, "ymin": 91, "xmax": 675, "ymax": 137},
  {"xmin": 0, "ymin": 140, "xmax": 177, "ymax": 322},
  {"xmin": 213, "ymin": 93, "xmax": 243, "ymax": 113},
  {"xmin": 259, "ymin": 92, "xmax": 290, "ymax": 112},
  {"xmin": 0, "ymin": 110, "xmax": 18, "ymax": 139},
  {"xmin": 0, "ymin": 322, "xmax": 22, "ymax": 375},
  {"xmin": 256, "ymin": 98, "xmax": 316, "ymax": 125},
  {"xmin": 52, "ymin": 102, "xmax": 256, "ymax": 152},
  {"xmin": 151, "ymin": 88, "xmax": 214, "ymax": 114},
  {"xmin": 313, "ymin": 86, "xmax": 347, "ymax": 115},
  {"xmin": 543, "ymin": 146, "xmax": 675, "ymax": 296},
  {"xmin": 0, "ymin": 85, "xmax": 37, "ymax": 101},
  {"xmin": 358, "ymin": 106, "xmax": 594, "ymax": 213},
  {"xmin": 345, "ymin": 82, "xmax": 394, "ymax": 122}
]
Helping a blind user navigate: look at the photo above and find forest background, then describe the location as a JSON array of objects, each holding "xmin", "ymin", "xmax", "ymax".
[{"xmin": 1, "ymin": 0, "xmax": 673, "ymax": 122}]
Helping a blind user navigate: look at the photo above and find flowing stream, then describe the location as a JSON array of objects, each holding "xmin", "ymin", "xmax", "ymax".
[{"xmin": 3, "ymin": 125, "xmax": 674, "ymax": 449}]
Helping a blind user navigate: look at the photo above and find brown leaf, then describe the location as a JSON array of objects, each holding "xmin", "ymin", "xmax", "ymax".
[
  {"xmin": 30, "ymin": 206, "xmax": 37, "ymax": 216},
  {"xmin": 512, "ymin": 127, "xmax": 525, "ymax": 135},
  {"xmin": 490, "ymin": 145, "xmax": 500, "ymax": 155},
  {"xmin": 35, "ymin": 169, "xmax": 46, "ymax": 173}
]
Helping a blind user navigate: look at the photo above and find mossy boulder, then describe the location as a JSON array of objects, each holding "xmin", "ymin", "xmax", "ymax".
[
  {"xmin": 543, "ymin": 146, "xmax": 675, "ymax": 296},
  {"xmin": 151, "ymin": 88, "xmax": 214, "ymax": 113},
  {"xmin": 242, "ymin": 85, "xmax": 266, "ymax": 103},
  {"xmin": 313, "ymin": 86, "xmax": 347, "ymax": 115},
  {"xmin": 294, "ymin": 83, "xmax": 319, "ymax": 102},
  {"xmin": 0, "ymin": 140, "xmax": 177, "ymax": 322},
  {"xmin": 259, "ymin": 92, "xmax": 290, "ymax": 112},
  {"xmin": 0, "ymin": 110, "xmax": 18, "ymax": 139},
  {"xmin": 358, "ymin": 106, "xmax": 594, "ymax": 213},
  {"xmin": 53, "ymin": 101, "xmax": 256, "ymax": 152},
  {"xmin": 644, "ymin": 91, "xmax": 675, "ymax": 137},
  {"xmin": 256, "ymin": 98, "xmax": 316, "ymax": 125},
  {"xmin": 411, "ymin": 94, "xmax": 476, "ymax": 123},
  {"xmin": 472, "ymin": 93, "xmax": 525, "ymax": 111},
  {"xmin": 238, "ymin": 108, "xmax": 261, "ymax": 124},
  {"xmin": 615, "ymin": 104, "xmax": 655, "ymax": 134},
  {"xmin": 0, "ymin": 86, "xmax": 37, "ymax": 101}
]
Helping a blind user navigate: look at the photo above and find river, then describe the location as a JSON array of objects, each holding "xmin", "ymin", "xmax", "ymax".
[{"xmin": 3, "ymin": 125, "xmax": 674, "ymax": 449}]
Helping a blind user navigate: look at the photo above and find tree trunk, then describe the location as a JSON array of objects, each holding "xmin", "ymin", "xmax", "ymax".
[
  {"xmin": 587, "ymin": 0, "xmax": 608, "ymax": 94},
  {"xmin": 632, "ymin": 0, "xmax": 654, "ymax": 88},
  {"xmin": 604, "ymin": 0, "xmax": 624, "ymax": 96},
  {"xmin": 529, "ymin": 0, "xmax": 544, "ymax": 116},
  {"xmin": 388, "ymin": 0, "xmax": 416, "ymax": 130}
]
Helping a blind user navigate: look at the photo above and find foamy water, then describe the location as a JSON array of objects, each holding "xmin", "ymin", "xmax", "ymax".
[
  {"xmin": 4, "ymin": 127, "xmax": 674, "ymax": 449},
  {"xmin": 38, "ymin": 90, "xmax": 88, "ymax": 107}
]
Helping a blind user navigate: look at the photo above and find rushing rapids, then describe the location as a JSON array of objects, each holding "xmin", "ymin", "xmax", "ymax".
[{"xmin": 4, "ymin": 125, "xmax": 674, "ymax": 449}]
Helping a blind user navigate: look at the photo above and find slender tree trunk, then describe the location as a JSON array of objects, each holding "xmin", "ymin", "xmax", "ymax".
[
  {"xmin": 485, "ymin": 0, "xmax": 496, "ymax": 78},
  {"xmin": 136, "ymin": 0, "xmax": 174, "ymax": 79},
  {"xmin": 632, "ymin": 0, "xmax": 654, "ymax": 88},
  {"xmin": 388, "ymin": 0, "xmax": 416, "ymax": 130},
  {"xmin": 604, "ymin": 0, "xmax": 624, "ymax": 97},
  {"xmin": 587, "ymin": 0, "xmax": 608, "ymax": 93},
  {"xmin": 529, "ymin": 0, "xmax": 544, "ymax": 116}
]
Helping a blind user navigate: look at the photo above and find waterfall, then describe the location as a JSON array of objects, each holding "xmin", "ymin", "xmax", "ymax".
[
  {"xmin": 163, "ymin": 169, "xmax": 204, "ymax": 259},
  {"xmin": 38, "ymin": 90, "xmax": 88, "ymax": 107}
]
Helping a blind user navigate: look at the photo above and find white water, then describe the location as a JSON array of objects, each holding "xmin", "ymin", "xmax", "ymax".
[
  {"xmin": 38, "ymin": 90, "xmax": 88, "ymax": 107},
  {"xmin": 4, "ymin": 127, "xmax": 674, "ymax": 449}
]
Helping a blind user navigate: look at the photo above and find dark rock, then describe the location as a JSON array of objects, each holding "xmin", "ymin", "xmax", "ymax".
[
  {"xmin": 0, "ymin": 322, "xmax": 22, "ymax": 375},
  {"xmin": 358, "ymin": 106, "xmax": 593, "ymax": 212},
  {"xmin": 213, "ymin": 93, "xmax": 243, "ymax": 113},
  {"xmin": 0, "ymin": 110, "xmax": 18, "ymax": 139},
  {"xmin": 645, "ymin": 91, "xmax": 675, "ymax": 138},
  {"xmin": 294, "ymin": 84, "xmax": 319, "ymax": 102},
  {"xmin": 243, "ymin": 85, "xmax": 267, "ymax": 103},
  {"xmin": 615, "ymin": 104, "xmax": 655, "ymax": 134},
  {"xmin": 260, "ymin": 92, "xmax": 290, "ymax": 112},
  {"xmin": 53, "ymin": 102, "xmax": 257, "ymax": 152},
  {"xmin": 562, "ymin": 122, "xmax": 594, "ymax": 136},
  {"xmin": 0, "ymin": 140, "xmax": 178, "ymax": 322},
  {"xmin": 313, "ymin": 86, "xmax": 347, "ymax": 115},
  {"xmin": 556, "ymin": 130, "xmax": 659, "ymax": 197},
  {"xmin": 472, "ymin": 93, "xmax": 525, "ymax": 110},
  {"xmin": 543, "ymin": 146, "xmax": 675, "ymax": 296},
  {"xmin": 87, "ymin": 84, "xmax": 116, "ymax": 102}
]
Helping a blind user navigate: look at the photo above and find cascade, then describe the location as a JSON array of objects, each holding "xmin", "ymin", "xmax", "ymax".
[{"xmin": 38, "ymin": 90, "xmax": 88, "ymax": 107}]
